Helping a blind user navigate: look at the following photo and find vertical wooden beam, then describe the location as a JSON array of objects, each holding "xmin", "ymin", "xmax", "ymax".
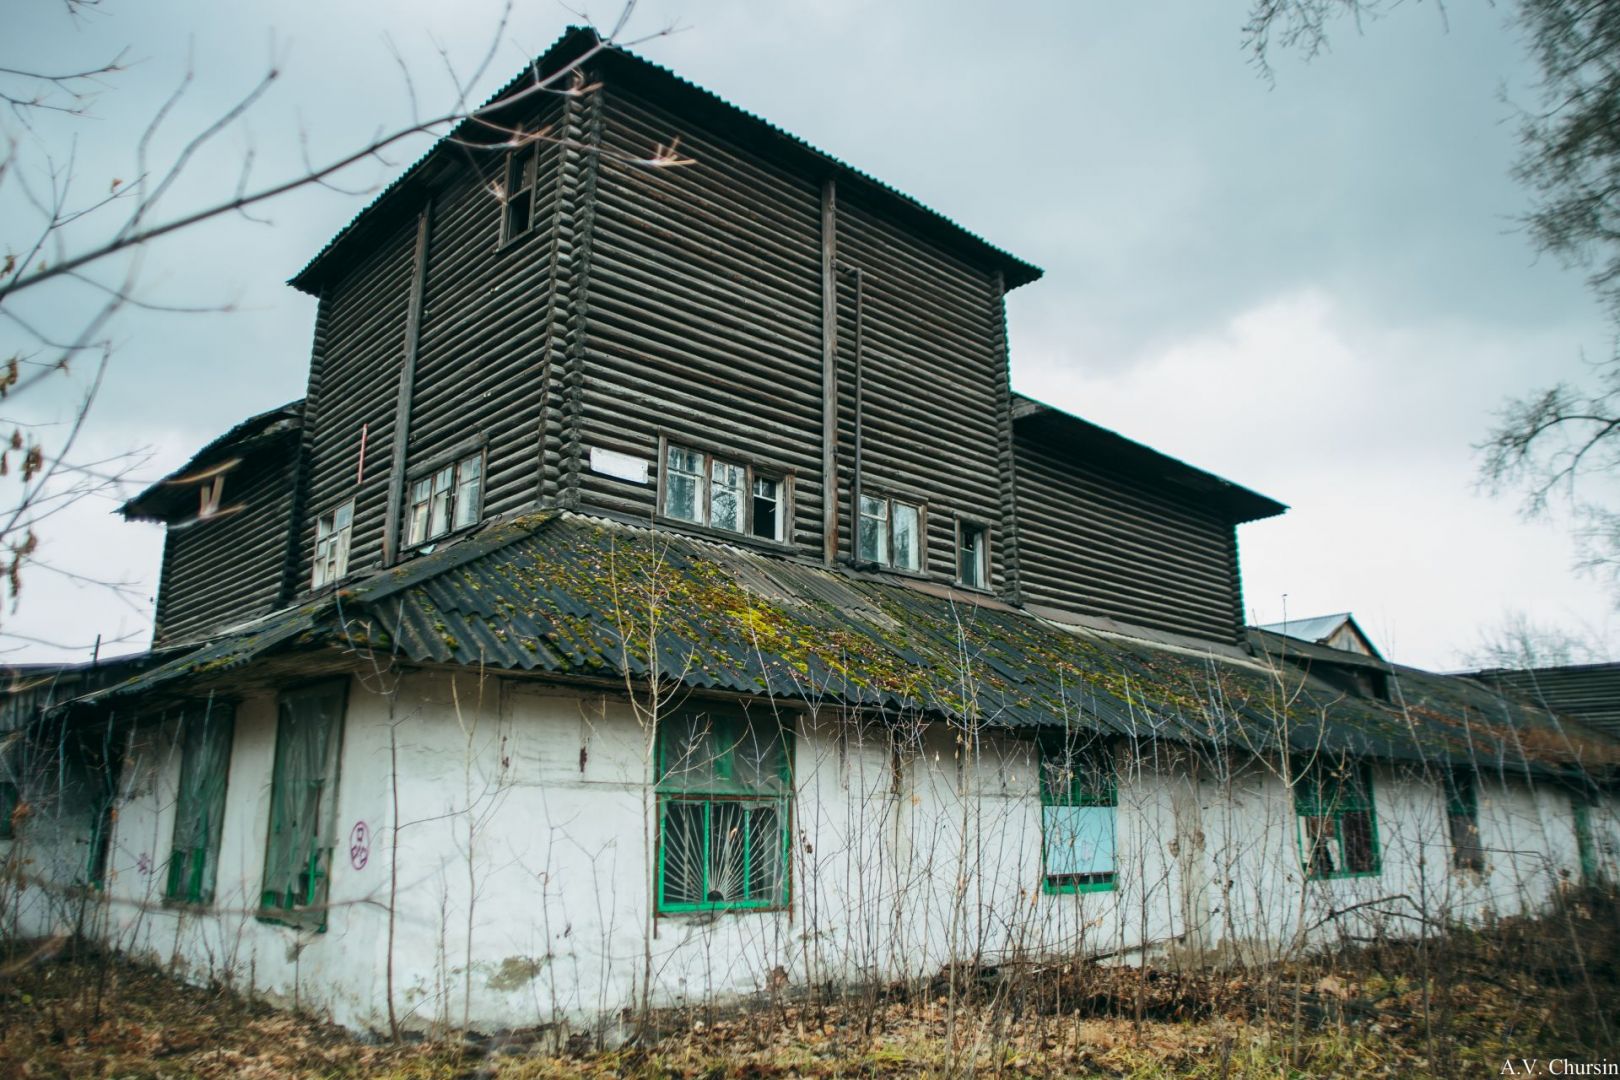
[
  {"xmin": 382, "ymin": 205, "xmax": 433, "ymax": 565},
  {"xmin": 989, "ymin": 270, "xmax": 1022, "ymax": 604},
  {"xmin": 820, "ymin": 179, "xmax": 839, "ymax": 565},
  {"xmin": 281, "ymin": 297, "xmax": 329, "ymax": 601},
  {"xmin": 561, "ymin": 87, "xmax": 606, "ymax": 510}
]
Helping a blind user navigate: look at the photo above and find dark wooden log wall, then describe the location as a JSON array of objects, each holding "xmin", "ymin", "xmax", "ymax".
[
  {"xmin": 574, "ymin": 86, "xmax": 826, "ymax": 543},
  {"xmin": 1012, "ymin": 426, "xmax": 1245, "ymax": 643},
  {"xmin": 154, "ymin": 450, "xmax": 298, "ymax": 645},
  {"xmin": 295, "ymin": 223, "xmax": 417, "ymax": 587},
  {"xmin": 834, "ymin": 194, "xmax": 1008, "ymax": 590}
]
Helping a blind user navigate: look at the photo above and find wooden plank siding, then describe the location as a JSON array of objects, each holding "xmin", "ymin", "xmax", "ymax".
[
  {"xmin": 153, "ymin": 451, "xmax": 298, "ymax": 645},
  {"xmin": 574, "ymin": 86, "xmax": 826, "ymax": 543},
  {"xmin": 1012, "ymin": 426, "xmax": 1246, "ymax": 643}
]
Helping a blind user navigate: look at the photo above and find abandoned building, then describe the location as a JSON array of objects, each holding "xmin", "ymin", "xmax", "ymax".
[{"xmin": 2, "ymin": 26, "xmax": 1618, "ymax": 1037}]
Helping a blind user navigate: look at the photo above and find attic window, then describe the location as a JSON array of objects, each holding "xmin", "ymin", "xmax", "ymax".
[
  {"xmin": 662, "ymin": 444, "xmax": 789, "ymax": 542},
  {"xmin": 957, "ymin": 520, "xmax": 988, "ymax": 589},
  {"xmin": 407, "ymin": 452, "xmax": 482, "ymax": 547},
  {"xmin": 500, "ymin": 138, "xmax": 539, "ymax": 244},
  {"xmin": 856, "ymin": 494, "xmax": 921, "ymax": 571},
  {"xmin": 312, "ymin": 500, "xmax": 354, "ymax": 588}
]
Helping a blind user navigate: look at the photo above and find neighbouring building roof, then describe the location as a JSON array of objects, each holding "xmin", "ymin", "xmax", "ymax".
[
  {"xmin": 120, "ymin": 400, "xmax": 303, "ymax": 522},
  {"xmin": 58, "ymin": 512, "xmax": 1618, "ymax": 779},
  {"xmin": 1011, "ymin": 393, "xmax": 1286, "ymax": 524},
  {"xmin": 1256, "ymin": 612, "xmax": 1382, "ymax": 659},
  {"xmin": 1469, "ymin": 663, "xmax": 1620, "ymax": 741},
  {"xmin": 288, "ymin": 26, "xmax": 1043, "ymax": 296}
]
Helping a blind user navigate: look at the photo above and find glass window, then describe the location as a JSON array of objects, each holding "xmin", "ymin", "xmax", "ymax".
[
  {"xmin": 407, "ymin": 452, "xmax": 483, "ymax": 547},
  {"xmin": 1039, "ymin": 733, "xmax": 1117, "ymax": 893},
  {"xmin": 892, "ymin": 502, "xmax": 920, "ymax": 571},
  {"xmin": 166, "ymin": 701, "xmax": 235, "ymax": 906},
  {"xmin": 1445, "ymin": 770, "xmax": 1485, "ymax": 872},
  {"xmin": 751, "ymin": 476, "xmax": 781, "ymax": 542},
  {"xmin": 664, "ymin": 446, "xmax": 703, "ymax": 523},
  {"xmin": 261, "ymin": 683, "xmax": 347, "ymax": 927},
  {"xmin": 959, "ymin": 522, "xmax": 987, "ymax": 588},
  {"xmin": 857, "ymin": 494, "xmax": 923, "ymax": 570},
  {"xmin": 1294, "ymin": 760, "xmax": 1380, "ymax": 879},
  {"xmin": 710, "ymin": 459, "xmax": 745, "ymax": 533},
  {"xmin": 656, "ymin": 708, "xmax": 790, "ymax": 913},
  {"xmin": 501, "ymin": 141, "xmax": 537, "ymax": 244},
  {"xmin": 857, "ymin": 495, "xmax": 887, "ymax": 564},
  {"xmin": 312, "ymin": 500, "xmax": 354, "ymax": 587}
]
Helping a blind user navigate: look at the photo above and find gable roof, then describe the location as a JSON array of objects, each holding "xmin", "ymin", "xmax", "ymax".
[
  {"xmin": 120, "ymin": 400, "xmax": 303, "ymax": 522},
  {"xmin": 1469, "ymin": 662, "xmax": 1620, "ymax": 741},
  {"xmin": 1011, "ymin": 393, "xmax": 1286, "ymax": 524},
  {"xmin": 290, "ymin": 26, "xmax": 1043, "ymax": 296},
  {"xmin": 67, "ymin": 512, "xmax": 1617, "ymax": 779},
  {"xmin": 1256, "ymin": 611, "xmax": 1382, "ymax": 659}
]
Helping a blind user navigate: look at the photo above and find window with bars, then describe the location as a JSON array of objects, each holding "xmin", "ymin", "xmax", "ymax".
[
  {"xmin": 1444, "ymin": 769, "xmax": 1485, "ymax": 872},
  {"xmin": 1294, "ymin": 759, "xmax": 1380, "ymax": 879},
  {"xmin": 166, "ymin": 702, "xmax": 235, "ymax": 906},
  {"xmin": 1039, "ymin": 733, "xmax": 1117, "ymax": 893},
  {"xmin": 312, "ymin": 500, "xmax": 354, "ymax": 588},
  {"xmin": 856, "ymin": 493, "xmax": 922, "ymax": 571},
  {"xmin": 656, "ymin": 707, "xmax": 791, "ymax": 914},
  {"xmin": 662, "ymin": 444, "xmax": 788, "ymax": 543},
  {"xmin": 261, "ymin": 683, "xmax": 347, "ymax": 928},
  {"xmin": 407, "ymin": 452, "xmax": 483, "ymax": 548}
]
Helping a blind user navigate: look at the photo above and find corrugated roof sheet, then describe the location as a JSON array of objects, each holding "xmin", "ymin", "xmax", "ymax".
[
  {"xmin": 289, "ymin": 26, "xmax": 1042, "ymax": 294},
  {"xmin": 1470, "ymin": 664, "xmax": 1620, "ymax": 741},
  {"xmin": 71, "ymin": 513, "xmax": 1620, "ymax": 778}
]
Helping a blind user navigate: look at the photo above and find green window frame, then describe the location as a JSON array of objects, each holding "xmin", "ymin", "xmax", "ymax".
[
  {"xmin": 1038, "ymin": 733, "xmax": 1118, "ymax": 894},
  {"xmin": 165, "ymin": 701, "xmax": 235, "ymax": 906},
  {"xmin": 260, "ymin": 682, "xmax": 347, "ymax": 928},
  {"xmin": 1444, "ymin": 769, "xmax": 1485, "ymax": 873},
  {"xmin": 1294, "ymin": 759, "xmax": 1381, "ymax": 880},
  {"xmin": 655, "ymin": 707, "xmax": 791, "ymax": 914}
]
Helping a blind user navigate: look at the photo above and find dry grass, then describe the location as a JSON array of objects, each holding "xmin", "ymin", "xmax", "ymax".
[{"xmin": 3, "ymin": 890, "xmax": 1617, "ymax": 1078}]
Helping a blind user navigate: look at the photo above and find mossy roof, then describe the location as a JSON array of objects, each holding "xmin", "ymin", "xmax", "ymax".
[{"xmin": 77, "ymin": 512, "xmax": 1619, "ymax": 778}]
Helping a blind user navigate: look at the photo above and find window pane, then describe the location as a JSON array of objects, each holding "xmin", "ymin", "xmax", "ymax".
[
  {"xmin": 1341, "ymin": 810, "xmax": 1377, "ymax": 873},
  {"xmin": 708, "ymin": 801, "xmax": 750, "ymax": 903},
  {"xmin": 408, "ymin": 498, "xmax": 430, "ymax": 547},
  {"xmin": 745, "ymin": 803, "xmax": 783, "ymax": 902},
  {"xmin": 1044, "ymin": 805, "xmax": 1116, "ymax": 877},
  {"xmin": 892, "ymin": 502, "xmax": 920, "ymax": 571},
  {"xmin": 665, "ymin": 447, "xmax": 703, "ymax": 523},
  {"xmin": 1302, "ymin": 815, "xmax": 1340, "ymax": 877},
  {"xmin": 857, "ymin": 495, "xmax": 887, "ymax": 564},
  {"xmin": 959, "ymin": 524, "xmax": 986, "ymax": 587},
  {"xmin": 453, "ymin": 455, "xmax": 482, "ymax": 530},
  {"xmin": 752, "ymin": 477, "xmax": 780, "ymax": 541},
  {"xmin": 661, "ymin": 800, "xmax": 706, "ymax": 906},
  {"xmin": 428, "ymin": 466, "xmax": 454, "ymax": 538},
  {"xmin": 710, "ymin": 460, "xmax": 744, "ymax": 533}
]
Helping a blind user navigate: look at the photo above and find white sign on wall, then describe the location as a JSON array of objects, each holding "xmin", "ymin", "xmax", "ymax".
[{"xmin": 589, "ymin": 447, "xmax": 650, "ymax": 484}]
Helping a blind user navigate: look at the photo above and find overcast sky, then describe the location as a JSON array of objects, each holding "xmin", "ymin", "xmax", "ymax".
[{"xmin": 6, "ymin": 0, "xmax": 1615, "ymax": 670}]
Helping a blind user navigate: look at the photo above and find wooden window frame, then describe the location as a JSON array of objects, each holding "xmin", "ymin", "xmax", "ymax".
[
  {"xmin": 654, "ymin": 706, "xmax": 793, "ymax": 915},
  {"xmin": 405, "ymin": 445, "xmax": 485, "ymax": 550},
  {"xmin": 855, "ymin": 491, "xmax": 926, "ymax": 573},
  {"xmin": 498, "ymin": 138, "xmax": 541, "ymax": 247},
  {"xmin": 1038, "ymin": 732, "xmax": 1118, "ymax": 895},
  {"xmin": 311, "ymin": 499, "xmax": 355, "ymax": 589},
  {"xmin": 656, "ymin": 436, "xmax": 794, "ymax": 547},
  {"xmin": 954, "ymin": 515, "xmax": 991, "ymax": 591},
  {"xmin": 1444, "ymin": 769, "xmax": 1486, "ymax": 873},
  {"xmin": 164, "ymin": 702, "xmax": 236, "ymax": 907},
  {"xmin": 259, "ymin": 681, "xmax": 348, "ymax": 932},
  {"xmin": 1294, "ymin": 759, "xmax": 1381, "ymax": 881}
]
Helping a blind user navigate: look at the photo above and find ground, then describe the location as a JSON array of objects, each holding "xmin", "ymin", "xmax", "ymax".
[{"xmin": 3, "ymin": 892, "xmax": 1617, "ymax": 1078}]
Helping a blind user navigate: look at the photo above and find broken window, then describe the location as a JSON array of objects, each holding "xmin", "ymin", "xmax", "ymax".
[
  {"xmin": 1039, "ymin": 733, "xmax": 1117, "ymax": 893},
  {"xmin": 661, "ymin": 444, "xmax": 790, "ymax": 542},
  {"xmin": 857, "ymin": 494, "xmax": 922, "ymax": 571},
  {"xmin": 656, "ymin": 707, "xmax": 791, "ymax": 913},
  {"xmin": 166, "ymin": 701, "xmax": 235, "ymax": 906},
  {"xmin": 312, "ymin": 500, "xmax": 354, "ymax": 588},
  {"xmin": 407, "ymin": 452, "xmax": 483, "ymax": 548},
  {"xmin": 1294, "ymin": 759, "xmax": 1380, "ymax": 879},
  {"xmin": 1444, "ymin": 769, "xmax": 1485, "ymax": 872},
  {"xmin": 501, "ymin": 138, "xmax": 538, "ymax": 244},
  {"xmin": 261, "ymin": 683, "xmax": 347, "ymax": 927},
  {"xmin": 958, "ymin": 520, "xmax": 988, "ymax": 589}
]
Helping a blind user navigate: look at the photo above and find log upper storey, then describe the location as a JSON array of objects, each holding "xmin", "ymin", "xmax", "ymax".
[{"xmin": 132, "ymin": 27, "xmax": 1283, "ymax": 653}]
